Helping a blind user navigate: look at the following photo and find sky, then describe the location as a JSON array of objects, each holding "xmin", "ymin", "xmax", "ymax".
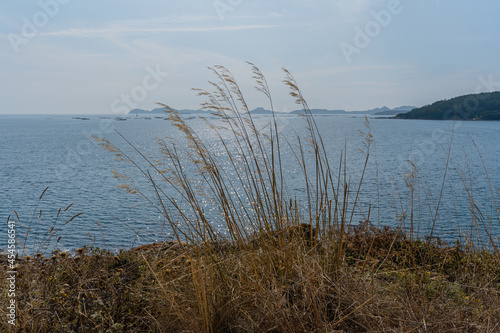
[{"xmin": 1, "ymin": 0, "xmax": 500, "ymax": 114}]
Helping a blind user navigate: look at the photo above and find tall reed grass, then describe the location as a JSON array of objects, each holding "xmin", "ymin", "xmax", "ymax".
[{"xmin": 2, "ymin": 64, "xmax": 499, "ymax": 332}]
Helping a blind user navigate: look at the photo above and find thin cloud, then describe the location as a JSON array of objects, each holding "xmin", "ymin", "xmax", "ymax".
[
  {"xmin": 41, "ymin": 24, "xmax": 277, "ymax": 38},
  {"xmin": 303, "ymin": 65, "xmax": 413, "ymax": 79}
]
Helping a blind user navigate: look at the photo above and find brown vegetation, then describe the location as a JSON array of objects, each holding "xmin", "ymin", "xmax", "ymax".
[
  {"xmin": 2, "ymin": 64, "xmax": 498, "ymax": 332},
  {"xmin": 2, "ymin": 225, "xmax": 499, "ymax": 332}
]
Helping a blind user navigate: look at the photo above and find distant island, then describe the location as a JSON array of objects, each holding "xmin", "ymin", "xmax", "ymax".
[
  {"xmin": 129, "ymin": 105, "xmax": 416, "ymax": 116},
  {"xmin": 395, "ymin": 91, "xmax": 500, "ymax": 120}
]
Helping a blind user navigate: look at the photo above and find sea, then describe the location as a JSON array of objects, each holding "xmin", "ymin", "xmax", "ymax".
[{"xmin": 1, "ymin": 113, "xmax": 499, "ymax": 255}]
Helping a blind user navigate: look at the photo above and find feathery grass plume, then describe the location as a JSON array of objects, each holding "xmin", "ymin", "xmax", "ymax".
[
  {"xmin": 90, "ymin": 64, "xmax": 369, "ymax": 327},
  {"xmin": 52, "ymin": 63, "xmax": 499, "ymax": 332}
]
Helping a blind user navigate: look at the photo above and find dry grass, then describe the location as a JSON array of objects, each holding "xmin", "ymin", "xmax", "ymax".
[
  {"xmin": 2, "ymin": 227, "xmax": 499, "ymax": 332},
  {"xmin": 2, "ymin": 64, "xmax": 499, "ymax": 332}
]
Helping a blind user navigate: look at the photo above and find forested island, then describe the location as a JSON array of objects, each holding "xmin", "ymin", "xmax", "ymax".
[{"xmin": 395, "ymin": 91, "xmax": 500, "ymax": 120}]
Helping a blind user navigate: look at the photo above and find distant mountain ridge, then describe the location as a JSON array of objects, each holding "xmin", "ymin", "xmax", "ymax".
[
  {"xmin": 395, "ymin": 92, "xmax": 500, "ymax": 120},
  {"xmin": 129, "ymin": 105, "xmax": 416, "ymax": 116},
  {"xmin": 130, "ymin": 107, "xmax": 205, "ymax": 115}
]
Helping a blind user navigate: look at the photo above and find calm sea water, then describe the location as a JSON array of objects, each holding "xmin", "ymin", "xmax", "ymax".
[{"xmin": 1, "ymin": 114, "xmax": 499, "ymax": 254}]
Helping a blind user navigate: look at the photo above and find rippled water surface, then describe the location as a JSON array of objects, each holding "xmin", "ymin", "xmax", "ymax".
[{"xmin": 1, "ymin": 114, "xmax": 499, "ymax": 254}]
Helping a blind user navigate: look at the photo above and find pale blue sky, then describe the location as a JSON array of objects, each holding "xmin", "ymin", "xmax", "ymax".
[{"xmin": 1, "ymin": 0, "xmax": 499, "ymax": 114}]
